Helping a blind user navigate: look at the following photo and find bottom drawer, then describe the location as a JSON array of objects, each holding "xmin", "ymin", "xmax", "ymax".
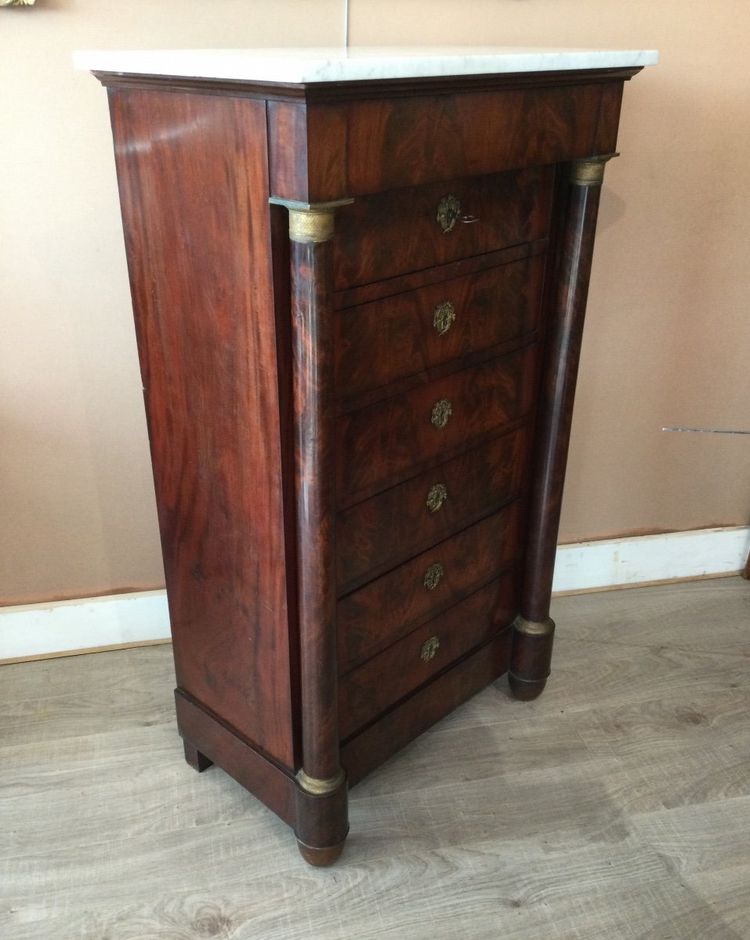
[
  {"xmin": 339, "ymin": 570, "xmax": 518, "ymax": 740},
  {"xmin": 341, "ymin": 627, "xmax": 513, "ymax": 784}
]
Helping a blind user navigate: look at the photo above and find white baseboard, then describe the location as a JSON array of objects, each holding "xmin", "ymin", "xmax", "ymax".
[
  {"xmin": 1, "ymin": 526, "xmax": 748, "ymax": 663},
  {"xmin": 0, "ymin": 590, "xmax": 171, "ymax": 663},
  {"xmin": 552, "ymin": 525, "xmax": 749, "ymax": 593}
]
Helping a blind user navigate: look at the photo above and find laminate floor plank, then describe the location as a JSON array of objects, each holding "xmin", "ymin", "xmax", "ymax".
[
  {"xmin": 1, "ymin": 577, "xmax": 748, "ymax": 939},
  {"xmin": 682, "ymin": 865, "xmax": 750, "ymax": 939},
  {"xmin": 0, "ymin": 644, "xmax": 175, "ymax": 706},
  {"xmin": 554, "ymin": 577, "xmax": 750, "ymax": 656}
]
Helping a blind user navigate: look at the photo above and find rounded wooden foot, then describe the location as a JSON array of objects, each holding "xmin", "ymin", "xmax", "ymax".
[
  {"xmin": 508, "ymin": 672, "xmax": 548, "ymax": 701},
  {"xmin": 509, "ymin": 616, "xmax": 554, "ymax": 700},
  {"xmin": 297, "ymin": 838, "xmax": 346, "ymax": 867}
]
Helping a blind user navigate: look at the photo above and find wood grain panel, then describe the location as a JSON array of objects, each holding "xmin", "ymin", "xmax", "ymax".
[
  {"xmin": 333, "ymin": 167, "xmax": 553, "ymax": 289},
  {"xmin": 288, "ymin": 231, "xmax": 342, "ymax": 787},
  {"xmin": 333, "ymin": 239, "xmax": 546, "ymax": 310},
  {"xmin": 336, "ymin": 426, "xmax": 530, "ymax": 593},
  {"xmin": 109, "ymin": 89, "xmax": 295, "ymax": 768},
  {"xmin": 337, "ymin": 343, "xmax": 539, "ymax": 505},
  {"xmin": 267, "ymin": 101, "xmax": 348, "ymax": 202},
  {"xmin": 339, "ymin": 572, "xmax": 519, "ymax": 739},
  {"xmin": 336, "ymin": 253, "xmax": 546, "ymax": 401},
  {"xmin": 337, "ymin": 500, "xmax": 523, "ymax": 672},
  {"xmin": 343, "ymin": 83, "xmax": 619, "ymax": 195}
]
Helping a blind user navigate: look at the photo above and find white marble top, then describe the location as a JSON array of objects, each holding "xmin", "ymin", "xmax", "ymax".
[{"xmin": 73, "ymin": 46, "xmax": 658, "ymax": 84}]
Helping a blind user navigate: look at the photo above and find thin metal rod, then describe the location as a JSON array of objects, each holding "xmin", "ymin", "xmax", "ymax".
[
  {"xmin": 662, "ymin": 426, "xmax": 750, "ymax": 435},
  {"xmin": 344, "ymin": 0, "xmax": 350, "ymax": 48}
]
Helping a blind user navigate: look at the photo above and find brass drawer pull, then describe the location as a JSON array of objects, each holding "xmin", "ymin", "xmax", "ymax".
[
  {"xmin": 426, "ymin": 483, "xmax": 448, "ymax": 514},
  {"xmin": 436, "ymin": 194, "xmax": 461, "ymax": 233},
  {"xmin": 420, "ymin": 636, "xmax": 441, "ymax": 663},
  {"xmin": 433, "ymin": 300, "xmax": 456, "ymax": 336},
  {"xmin": 430, "ymin": 399, "xmax": 452, "ymax": 429},
  {"xmin": 436, "ymin": 195, "xmax": 479, "ymax": 233},
  {"xmin": 423, "ymin": 562, "xmax": 444, "ymax": 591}
]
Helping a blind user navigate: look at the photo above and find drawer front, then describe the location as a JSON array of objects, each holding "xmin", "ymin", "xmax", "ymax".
[
  {"xmin": 339, "ymin": 572, "xmax": 518, "ymax": 740},
  {"xmin": 340, "ymin": 629, "xmax": 513, "ymax": 786},
  {"xmin": 337, "ymin": 343, "xmax": 538, "ymax": 505},
  {"xmin": 336, "ymin": 252, "xmax": 545, "ymax": 401},
  {"xmin": 336, "ymin": 426, "xmax": 530, "ymax": 593},
  {"xmin": 337, "ymin": 499, "xmax": 523, "ymax": 673},
  {"xmin": 333, "ymin": 166, "xmax": 552, "ymax": 290}
]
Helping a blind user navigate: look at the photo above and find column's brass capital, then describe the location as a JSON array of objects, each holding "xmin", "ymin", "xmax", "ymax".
[
  {"xmin": 513, "ymin": 615, "xmax": 556, "ymax": 638},
  {"xmin": 569, "ymin": 153, "xmax": 619, "ymax": 187},
  {"xmin": 296, "ymin": 768, "xmax": 345, "ymax": 796},
  {"xmin": 269, "ymin": 196, "xmax": 354, "ymax": 244},
  {"xmin": 288, "ymin": 208, "xmax": 336, "ymax": 244}
]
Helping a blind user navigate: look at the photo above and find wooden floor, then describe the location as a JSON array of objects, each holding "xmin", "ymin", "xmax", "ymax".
[{"xmin": 1, "ymin": 578, "xmax": 748, "ymax": 940}]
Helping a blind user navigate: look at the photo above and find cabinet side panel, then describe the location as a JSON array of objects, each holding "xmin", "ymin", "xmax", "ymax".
[{"xmin": 108, "ymin": 89, "xmax": 295, "ymax": 768}]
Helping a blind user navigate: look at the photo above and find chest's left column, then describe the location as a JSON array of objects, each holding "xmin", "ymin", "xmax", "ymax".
[{"xmin": 103, "ymin": 82, "xmax": 300, "ymax": 823}]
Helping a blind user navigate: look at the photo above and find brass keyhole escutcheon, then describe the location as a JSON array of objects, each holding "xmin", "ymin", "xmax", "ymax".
[
  {"xmin": 433, "ymin": 300, "xmax": 456, "ymax": 336},
  {"xmin": 426, "ymin": 482, "xmax": 448, "ymax": 514},
  {"xmin": 436, "ymin": 194, "xmax": 461, "ymax": 234},
  {"xmin": 431, "ymin": 399, "xmax": 452, "ymax": 429},
  {"xmin": 423, "ymin": 562, "xmax": 444, "ymax": 591},
  {"xmin": 420, "ymin": 635, "xmax": 441, "ymax": 663}
]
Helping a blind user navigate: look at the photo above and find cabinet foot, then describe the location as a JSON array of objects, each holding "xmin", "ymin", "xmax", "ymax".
[
  {"xmin": 508, "ymin": 616, "xmax": 554, "ymax": 700},
  {"xmin": 294, "ymin": 769, "xmax": 349, "ymax": 866},
  {"xmin": 508, "ymin": 672, "xmax": 548, "ymax": 700},
  {"xmin": 296, "ymin": 838, "xmax": 347, "ymax": 867},
  {"xmin": 183, "ymin": 740, "xmax": 213, "ymax": 773}
]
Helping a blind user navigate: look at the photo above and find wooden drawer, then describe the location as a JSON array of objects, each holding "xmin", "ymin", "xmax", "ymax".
[
  {"xmin": 337, "ymin": 342, "xmax": 538, "ymax": 505},
  {"xmin": 337, "ymin": 499, "xmax": 523, "ymax": 672},
  {"xmin": 340, "ymin": 628, "xmax": 514, "ymax": 786},
  {"xmin": 336, "ymin": 425, "xmax": 530, "ymax": 593},
  {"xmin": 336, "ymin": 251, "xmax": 545, "ymax": 402},
  {"xmin": 333, "ymin": 166, "xmax": 552, "ymax": 290},
  {"xmin": 339, "ymin": 571, "xmax": 518, "ymax": 739}
]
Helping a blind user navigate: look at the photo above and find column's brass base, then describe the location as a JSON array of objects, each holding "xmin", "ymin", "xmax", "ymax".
[
  {"xmin": 296, "ymin": 838, "xmax": 346, "ymax": 867},
  {"xmin": 508, "ymin": 672, "xmax": 548, "ymax": 701}
]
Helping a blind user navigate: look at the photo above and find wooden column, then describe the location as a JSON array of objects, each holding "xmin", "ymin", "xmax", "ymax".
[
  {"xmin": 273, "ymin": 197, "xmax": 352, "ymax": 865},
  {"xmin": 510, "ymin": 155, "xmax": 615, "ymax": 701}
]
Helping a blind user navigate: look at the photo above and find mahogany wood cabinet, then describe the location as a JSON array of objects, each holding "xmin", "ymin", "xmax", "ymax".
[{"xmin": 86, "ymin": 49, "xmax": 652, "ymax": 865}]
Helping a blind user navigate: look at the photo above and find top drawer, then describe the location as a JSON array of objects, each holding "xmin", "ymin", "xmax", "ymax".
[{"xmin": 333, "ymin": 166, "xmax": 553, "ymax": 290}]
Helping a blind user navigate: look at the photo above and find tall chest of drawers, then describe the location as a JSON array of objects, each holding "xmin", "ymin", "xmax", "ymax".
[{"xmin": 81, "ymin": 47, "xmax": 655, "ymax": 865}]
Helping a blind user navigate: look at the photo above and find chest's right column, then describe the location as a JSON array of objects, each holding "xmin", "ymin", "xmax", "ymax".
[{"xmin": 511, "ymin": 154, "xmax": 615, "ymax": 700}]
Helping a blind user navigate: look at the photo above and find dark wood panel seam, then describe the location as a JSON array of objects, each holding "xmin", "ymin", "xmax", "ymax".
[
  {"xmin": 337, "ymin": 491, "xmax": 527, "ymax": 598},
  {"xmin": 335, "ymin": 238, "xmax": 545, "ymax": 301},
  {"xmin": 339, "ymin": 565, "xmax": 519, "ymax": 683},
  {"xmin": 337, "ymin": 412, "xmax": 534, "ymax": 511},
  {"xmin": 333, "ymin": 239, "xmax": 549, "ymax": 310},
  {"xmin": 340, "ymin": 629, "xmax": 514, "ymax": 786},
  {"xmin": 341, "ymin": 618, "xmax": 516, "ymax": 744},
  {"xmin": 336, "ymin": 329, "xmax": 541, "ymax": 416},
  {"xmin": 338, "ymin": 532, "xmax": 523, "ymax": 672}
]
